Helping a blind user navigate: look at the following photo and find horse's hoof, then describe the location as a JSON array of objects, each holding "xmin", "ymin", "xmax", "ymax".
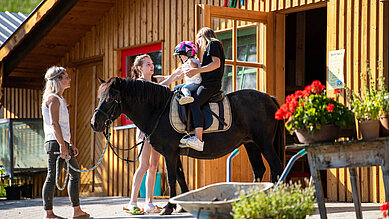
[
  {"xmin": 177, "ymin": 207, "xmax": 187, "ymax": 213},
  {"xmin": 160, "ymin": 207, "xmax": 174, "ymax": 215}
]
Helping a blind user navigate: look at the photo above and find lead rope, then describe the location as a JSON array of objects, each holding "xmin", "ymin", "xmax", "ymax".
[{"xmin": 55, "ymin": 134, "xmax": 110, "ymax": 190}]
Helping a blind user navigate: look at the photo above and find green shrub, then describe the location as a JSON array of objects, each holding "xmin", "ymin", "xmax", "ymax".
[
  {"xmin": 0, "ymin": 166, "xmax": 9, "ymax": 197},
  {"xmin": 232, "ymin": 181, "xmax": 316, "ymax": 219}
]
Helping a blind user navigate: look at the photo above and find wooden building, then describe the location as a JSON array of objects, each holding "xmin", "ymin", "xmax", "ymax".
[{"xmin": 0, "ymin": 0, "xmax": 388, "ymax": 203}]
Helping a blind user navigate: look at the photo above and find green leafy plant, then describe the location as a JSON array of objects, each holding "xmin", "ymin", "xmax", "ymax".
[
  {"xmin": 232, "ymin": 181, "xmax": 316, "ymax": 219},
  {"xmin": 0, "ymin": 166, "xmax": 9, "ymax": 197},
  {"xmin": 275, "ymin": 80, "xmax": 354, "ymax": 134},
  {"xmin": 381, "ymin": 93, "xmax": 389, "ymax": 116},
  {"xmin": 346, "ymin": 64, "xmax": 386, "ymax": 121}
]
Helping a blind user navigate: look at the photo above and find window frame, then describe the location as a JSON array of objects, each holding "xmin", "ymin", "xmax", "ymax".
[{"xmin": 120, "ymin": 43, "xmax": 162, "ymax": 125}]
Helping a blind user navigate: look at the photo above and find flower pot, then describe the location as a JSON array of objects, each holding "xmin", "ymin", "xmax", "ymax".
[
  {"xmin": 380, "ymin": 115, "xmax": 389, "ymax": 137},
  {"xmin": 358, "ymin": 119, "xmax": 380, "ymax": 139},
  {"xmin": 20, "ymin": 184, "xmax": 33, "ymax": 198},
  {"xmin": 295, "ymin": 124, "xmax": 340, "ymax": 144},
  {"xmin": 5, "ymin": 185, "xmax": 21, "ymax": 200}
]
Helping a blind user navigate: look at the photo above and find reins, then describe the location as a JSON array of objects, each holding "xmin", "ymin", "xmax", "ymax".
[
  {"xmin": 55, "ymin": 86, "xmax": 173, "ymax": 190},
  {"xmin": 55, "ymin": 134, "xmax": 110, "ymax": 190},
  {"xmin": 101, "ymin": 91, "xmax": 173, "ymax": 163}
]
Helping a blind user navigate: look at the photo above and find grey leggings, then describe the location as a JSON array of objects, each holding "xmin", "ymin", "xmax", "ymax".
[{"xmin": 42, "ymin": 141, "xmax": 81, "ymax": 210}]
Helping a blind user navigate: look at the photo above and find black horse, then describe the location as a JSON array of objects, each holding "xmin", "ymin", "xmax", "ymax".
[{"xmin": 90, "ymin": 77, "xmax": 284, "ymax": 215}]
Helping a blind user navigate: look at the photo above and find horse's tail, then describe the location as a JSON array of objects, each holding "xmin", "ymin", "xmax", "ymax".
[{"xmin": 271, "ymin": 96, "xmax": 285, "ymax": 167}]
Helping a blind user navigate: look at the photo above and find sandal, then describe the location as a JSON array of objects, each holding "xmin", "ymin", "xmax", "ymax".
[
  {"xmin": 123, "ymin": 206, "xmax": 144, "ymax": 215},
  {"xmin": 144, "ymin": 204, "xmax": 162, "ymax": 213}
]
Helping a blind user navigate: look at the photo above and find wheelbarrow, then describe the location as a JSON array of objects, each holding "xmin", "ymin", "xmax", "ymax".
[{"xmin": 169, "ymin": 149, "xmax": 307, "ymax": 219}]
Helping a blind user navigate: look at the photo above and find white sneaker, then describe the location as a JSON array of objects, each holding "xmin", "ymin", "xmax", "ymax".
[
  {"xmin": 180, "ymin": 135, "xmax": 191, "ymax": 144},
  {"xmin": 179, "ymin": 96, "xmax": 194, "ymax": 105},
  {"xmin": 186, "ymin": 136, "xmax": 204, "ymax": 151}
]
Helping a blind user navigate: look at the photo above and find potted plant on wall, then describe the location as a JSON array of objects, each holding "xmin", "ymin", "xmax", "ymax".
[
  {"xmin": 275, "ymin": 80, "xmax": 354, "ymax": 144},
  {"xmin": 347, "ymin": 66, "xmax": 385, "ymax": 139},
  {"xmin": 380, "ymin": 93, "xmax": 389, "ymax": 136}
]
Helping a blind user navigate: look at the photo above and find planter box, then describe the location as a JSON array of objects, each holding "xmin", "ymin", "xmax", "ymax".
[
  {"xmin": 21, "ymin": 184, "xmax": 33, "ymax": 198},
  {"xmin": 5, "ymin": 185, "xmax": 21, "ymax": 200}
]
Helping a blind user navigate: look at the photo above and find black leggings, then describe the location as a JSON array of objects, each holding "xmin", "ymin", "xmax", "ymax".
[
  {"xmin": 190, "ymin": 85, "xmax": 219, "ymax": 128},
  {"xmin": 42, "ymin": 141, "xmax": 81, "ymax": 210}
]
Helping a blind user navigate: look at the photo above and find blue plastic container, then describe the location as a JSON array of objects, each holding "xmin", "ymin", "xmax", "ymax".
[{"xmin": 139, "ymin": 172, "xmax": 161, "ymax": 198}]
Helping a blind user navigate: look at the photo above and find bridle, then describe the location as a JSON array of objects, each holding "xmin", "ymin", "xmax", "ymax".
[
  {"xmin": 94, "ymin": 88, "xmax": 145, "ymax": 163},
  {"xmin": 94, "ymin": 88, "xmax": 174, "ymax": 163}
]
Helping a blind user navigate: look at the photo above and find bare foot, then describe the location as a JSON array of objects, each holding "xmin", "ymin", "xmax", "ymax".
[{"xmin": 73, "ymin": 206, "xmax": 90, "ymax": 218}]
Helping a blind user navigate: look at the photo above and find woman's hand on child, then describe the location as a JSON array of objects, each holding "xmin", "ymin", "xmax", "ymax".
[
  {"xmin": 172, "ymin": 67, "xmax": 184, "ymax": 80},
  {"xmin": 183, "ymin": 68, "xmax": 200, "ymax": 78}
]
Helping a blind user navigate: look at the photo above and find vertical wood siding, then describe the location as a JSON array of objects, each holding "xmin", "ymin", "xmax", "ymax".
[
  {"xmin": 4, "ymin": 0, "xmax": 387, "ymax": 202},
  {"xmin": 326, "ymin": 0, "xmax": 388, "ymax": 203}
]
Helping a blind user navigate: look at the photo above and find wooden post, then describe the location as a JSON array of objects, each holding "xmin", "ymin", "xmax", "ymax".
[
  {"xmin": 307, "ymin": 152, "xmax": 327, "ymax": 219},
  {"xmin": 349, "ymin": 167, "xmax": 363, "ymax": 219}
]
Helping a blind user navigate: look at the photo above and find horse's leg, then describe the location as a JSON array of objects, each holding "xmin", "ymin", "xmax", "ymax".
[
  {"xmin": 244, "ymin": 143, "xmax": 266, "ymax": 182},
  {"xmin": 253, "ymin": 136, "xmax": 283, "ymax": 183},
  {"xmin": 160, "ymin": 154, "xmax": 178, "ymax": 215},
  {"xmin": 176, "ymin": 158, "xmax": 189, "ymax": 213},
  {"xmin": 176, "ymin": 158, "xmax": 189, "ymax": 193}
]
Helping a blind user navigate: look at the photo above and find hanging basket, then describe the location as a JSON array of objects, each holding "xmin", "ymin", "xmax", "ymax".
[{"xmin": 295, "ymin": 124, "xmax": 340, "ymax": 144}]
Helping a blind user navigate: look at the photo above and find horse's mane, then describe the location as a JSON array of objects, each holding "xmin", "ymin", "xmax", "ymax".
[{"xmin": 98, "ymin": 77, "xmax": 173, "ymax": 108}]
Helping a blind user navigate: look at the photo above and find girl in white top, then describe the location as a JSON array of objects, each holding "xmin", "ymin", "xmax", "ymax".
[
  {"xmin": 173, "ymin": 41, "xmax": 201, "ymax": 105},
  {"xmin": 41, "ymin": 66, "xmax": 89, "ymax": 219},
  {"xmin": 124, "ymin": 54, "xmax": 183, "ymax": 214}
]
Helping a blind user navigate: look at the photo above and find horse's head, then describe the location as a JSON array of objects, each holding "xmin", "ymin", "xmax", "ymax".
[{"xmin": 90, "ymin": 77, "xmax": 123, "ymax": 132}]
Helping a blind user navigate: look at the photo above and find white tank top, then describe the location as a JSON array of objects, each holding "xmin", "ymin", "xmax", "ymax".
[
  {"xmin": 183, "ymin": 58, "xmax": 202, "ymax": 85},
  {"xmin": 42, "ymin": 94, "xmax": 71, "ymax": 143}
]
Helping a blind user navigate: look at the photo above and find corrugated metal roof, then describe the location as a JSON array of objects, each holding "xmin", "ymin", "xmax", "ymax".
[{"xmin": 0, "ymin": 11, "xmax": 28, "ymax": 46}]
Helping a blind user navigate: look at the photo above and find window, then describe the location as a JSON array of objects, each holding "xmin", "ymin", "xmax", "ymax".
[
  {"xmin": 120, "ymin": 43, "xmax": 162, "ymax": 125},
  {"xmin": 216, "ymin": 25, "xmax": 260, "ymax": 93}
]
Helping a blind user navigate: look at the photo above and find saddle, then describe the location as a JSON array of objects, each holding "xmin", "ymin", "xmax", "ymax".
[{"xmin": 169, "ymin": 91, "xmax": 232, "ymax": 134}]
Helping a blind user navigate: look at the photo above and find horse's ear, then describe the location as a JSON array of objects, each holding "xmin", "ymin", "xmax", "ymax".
[{"xmin": 98, "ymin": 78, "xmax": 105, "ymax": 84}]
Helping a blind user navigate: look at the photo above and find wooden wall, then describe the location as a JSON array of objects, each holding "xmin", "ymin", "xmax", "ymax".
[
  {"xmin": 3, "ymin": 0, "xmax": 387, "ymax": 203},
  {"xmin": 55, "ymin": 0, "xmax": 316, "ymax": 197},
  {"xmin": 326, "ymin": 0, "xmax": 389, "ymax": 203}
]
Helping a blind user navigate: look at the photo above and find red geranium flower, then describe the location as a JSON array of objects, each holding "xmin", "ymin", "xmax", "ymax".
[
  {"xmin": 334, "ymin": 89, "xmax": 341, "ymax": 94},
  {"xmin": 381, "ymin": 202, "xmax": 389, "ymax": 218},
  {"xmin": 327, "ymin": 104, "xmax": 335, "ymax": 112}
]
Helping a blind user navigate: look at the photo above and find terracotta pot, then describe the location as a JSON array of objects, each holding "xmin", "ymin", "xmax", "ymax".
[
  {"xmin": 358, "ymin": 119, "xmax": 380, "ymax": 139},
  {"xmin": 295, "ymin": 124, "xmax": 340, "ymax": 144},
  {"xmin": 380, "ymin": 115, "xmax": 389, "ymax": 137}
]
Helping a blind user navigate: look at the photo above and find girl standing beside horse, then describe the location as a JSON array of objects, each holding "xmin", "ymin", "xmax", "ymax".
[{"xmin": 124, "ymin": 54, "xmax": 183, "ymax": 214}]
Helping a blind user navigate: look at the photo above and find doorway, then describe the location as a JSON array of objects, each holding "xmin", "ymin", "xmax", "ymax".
[
  {"xmin": 285, "ymin": 7, "xmax": 327, "ymax": 97},
  {"xmin": 284, "ymin": 7, "xmax": 327, "ymax": 194}
]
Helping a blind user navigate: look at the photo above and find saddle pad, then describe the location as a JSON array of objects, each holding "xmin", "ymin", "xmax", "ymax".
[{"xmin": 169, "ymin": 92, "xmax": 232, "ymax": 134}]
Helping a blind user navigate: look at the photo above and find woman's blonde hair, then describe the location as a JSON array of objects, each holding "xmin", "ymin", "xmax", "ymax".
[
  {"xmin": 131, "ymin": 54, "xmax": 151, "ymax": 79},
  {"xmin": 196, "ymin": 27, "xmax": 219, "ymax": 49},
  {"xmin": 42, "ymin": 66, "xmax": 66, "ymax": 100}
]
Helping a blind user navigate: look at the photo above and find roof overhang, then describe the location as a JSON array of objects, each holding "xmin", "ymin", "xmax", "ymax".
[{"xmin": 0, "ymin": 0, "xmax": 115, "ymax": 89}]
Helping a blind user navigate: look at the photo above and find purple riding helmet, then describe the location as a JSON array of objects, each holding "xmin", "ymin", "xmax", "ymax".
[{"xmin": 173, "ymin": 41, "xmax": 198, "ymax": 59}]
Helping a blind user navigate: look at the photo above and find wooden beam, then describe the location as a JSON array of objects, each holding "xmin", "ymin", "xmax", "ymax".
[
  {"xmin": 1, "ymin": 0, "xmax": 79, "ymax": 79},
  {"xmin": 277, "ymin": 1, "xmax": 327, "ymax": 14},
  {"xmin": 0, "ymin": 0, "xmax": 59, "ymax": 61},
  {"xmin": 209, "ymin": 5, "xmax": 267, "ymax": 23}
]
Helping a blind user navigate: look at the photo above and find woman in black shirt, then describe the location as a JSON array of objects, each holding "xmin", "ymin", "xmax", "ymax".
[{"xmin": 181, "ymin": 27, "xmax": 225, "ymax": 151}]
